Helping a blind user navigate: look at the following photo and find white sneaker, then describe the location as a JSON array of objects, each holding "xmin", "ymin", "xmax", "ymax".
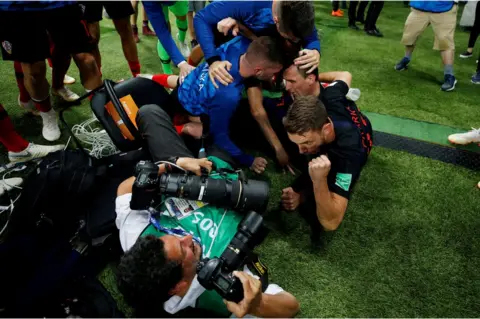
[
  {"xmin": 17, "ymin": 95, "xmax": 39, "ymax": 116},
  {"xmin": 8, "ymin": 143, "xmax": 64, "ymax": 163},
  {"xmin": 177, "ymin": 32, "xmax": 191, "ymax": 58},
  {"xmin": 346, "ymin": 88, "xmax": 361, "ymax": 101},
  {"xmin": 448, "ymin": 128, "xmax": 480, "ymax": 145},
  {"xmin": 63, "ymin": 74, "xmax": 76, "ymax": 85},
  {"xmin": 40, "ymin": 109, "xmax": 61, "ymax": 141},
  {"xmin": 52, "ymin": 86, "xmax": 80, "ymax": 102}
]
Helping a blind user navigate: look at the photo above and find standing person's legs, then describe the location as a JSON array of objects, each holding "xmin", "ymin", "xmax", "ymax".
[
  {"xmin": 141, "ymin": 3, "xmax": 156, "ymax": 36},
  {"xmin": 466, "ymin": 2, "xmax": 480, "ymax": 54},
  {"xmin": 104, "ymin": 2, "xmax": 140, "ymax": 77},
  {"xmin": 348, "ymin": 1, "xmax": 359, "ymax": 26},
  {"xmin": 364, "ymin": 1, "xmax": 384, "ymax": 36},
  {"xmin": 0, "ymin": 10, "xmax": 62, "ymax": 142},
  {"xmin": 431, "ymin": 5, "xmax": 457, "ymax": 90},
  {"xmin": 170, "ymin": 0, "xmax": 190, "ymax": 57},
  {"xmin": 50, "ymin": 41, "xmax": 80, "ymax": 102},
  {"xmin": 131, "ymin": 0, "xmax": 140, "ymax": 43},
  {"xmin": 12, "ymin": 61, "xmax": 35, "ymax": 114},
  {"xmin": 332, "ymin": 0, "xmax": 339, "ymax": 11},
  {"xmin": 395, "ymin": 8, "xmax": 429, "ymax": 70},
  {"xmin": 473, "ymin": 53, "xmax": 480, "ymax": 83},
  {"xmin": 47, "ymin": 5, "xmax": 102, "ymax": 91},
  {"xmin": 136, "ymin": 104, "xmax": 194, "ymax": 161},
  {"xmin": 188, "ymin": 1, "xmax": 206, "ymax": 48},
  {"xmin": 357, "ymin": 1, "xmax": 368, "ymax": 23},
  {"xmin": 365, "ymin": 1, "xmax": 384, "ymax": 31},
  {"xmin": 81, "ymin": 2, "xmax": 103, "ymax": 75}
]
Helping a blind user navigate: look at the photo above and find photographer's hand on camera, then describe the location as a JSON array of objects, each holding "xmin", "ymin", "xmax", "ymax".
[
  {"xmin": 176, "ymin": 157, "xmax": 212, "ymax": 176},
  {"xmin": 224, "ymin": 271, "xmax": 262, "ymax": 318}
]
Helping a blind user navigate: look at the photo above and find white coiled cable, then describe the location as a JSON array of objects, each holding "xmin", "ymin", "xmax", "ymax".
[{"xmin": 71, "ymin": 117, "xmax": 119, "ymax": 158}]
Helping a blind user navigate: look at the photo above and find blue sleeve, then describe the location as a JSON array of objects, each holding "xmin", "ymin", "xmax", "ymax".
[
  {"xmin": 143, "ymin": 1, "xmax": 185, "ymax": 66},
  {"xmin": 208, "ymin": 98, "xmax": 255, "ymax": 167},
  {"xmin": 193, "ymin": 1, "xmax": 259, "ymax": 65},
  {"xmin": 302, "ymin": 26, "xmax": 321, "ymax": 52}
]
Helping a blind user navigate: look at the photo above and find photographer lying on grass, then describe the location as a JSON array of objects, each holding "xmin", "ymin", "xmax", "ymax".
[
  {"xmin": 115, "ymin": 106, "xmax": 299, "ymax": 318},
  {"xmin": 280, "ymin": 68, "xmax": 373, "ymax": 245}
]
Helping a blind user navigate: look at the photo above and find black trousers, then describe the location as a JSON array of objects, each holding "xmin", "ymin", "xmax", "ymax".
[
  {"xmin": 364, "ymin": 1, "xmax": 384, "ymax": 30},
  {"xmin": 468, "ymin": 2, "xmax": 480, "ymax": 49},
  {"xmin": 136, "ymin": 104, "xmax": 236, "ymax": 166},
  {"xmin": 332, "ymin": 0, "xmax": 339, "ymax": 11}
]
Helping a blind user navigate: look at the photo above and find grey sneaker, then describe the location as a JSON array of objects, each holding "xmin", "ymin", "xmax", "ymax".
[
  {"xmin": 472, "ymin": 71, "xmax": 480, "ymax": 84},
  {"xmin": 395, "ymin": 57, "xmax": 410, "ymax": 71},
  {"xmin": 441, "ymin": 74, "xmax": 457, "ymax": 92}
]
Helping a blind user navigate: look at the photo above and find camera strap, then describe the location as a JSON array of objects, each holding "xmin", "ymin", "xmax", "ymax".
[
  {"xmin": 247, "ymin": 252, "xmax": 269, "ymax": 293},
  {"xmin": 149, "ymin": 212, "xmax": 202, "ymax": 245}
]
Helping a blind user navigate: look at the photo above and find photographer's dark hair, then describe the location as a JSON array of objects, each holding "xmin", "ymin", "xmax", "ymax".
[
  {"xmin": 245, "ymin": 36, "xmax": 286, "ymax": 67},
  {"xmin": 116, "ymin": 235, "xmax": 183, "ymax": 316},
  {"xmin": 278, "ymin": 1, "xmax": 316, "ymax": 40},
  {"xmin": 283, "ymin": 96, "xmax": 328, "ymax": 134}
]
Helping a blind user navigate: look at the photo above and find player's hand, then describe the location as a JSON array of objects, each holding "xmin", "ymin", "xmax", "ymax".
[
  {"xmin": 209, "ymin": 60, "xmax": 233, "ymax": 89},
  {"xmin": 281, "ymin": 187, "xmax": 302, "ymax": 211},
  {"xmin": 295, "ymin": 49, "xmax": 320, "ymax": 73},
  {"xmin": 275, "ymin": 147, "xmax": 295, "ymax": 175},
  {"xmin": 217, "ymin": 17, "xmax": 239, "ymax": 36},
  {"xmin": 178, "ymin": 62, "xmax": 195, "ymax": 84},
  {"xmin": 250, "ymin": 157, "xmax": 267, "ymax": 174},
  {"xmin": 176, "ymin": 157, "xmax": 212, "ymax": 176},
  {"xmin": 224, "ymin": 271, "xmax": 262, "ymax": 318},
  {"xmin": 308, "ymin": 155, "xmax": 331, "ymax": 181}
]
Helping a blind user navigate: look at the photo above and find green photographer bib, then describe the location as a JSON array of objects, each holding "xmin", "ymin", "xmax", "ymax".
[{"xmin": 140, "ymin": 156, "xmax": 242, "ymax": 316}]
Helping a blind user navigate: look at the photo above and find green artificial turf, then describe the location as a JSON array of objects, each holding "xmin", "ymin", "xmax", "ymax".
[{"xmin": 0, "ymin": 2, "xmax": 479, "ymax": 317}]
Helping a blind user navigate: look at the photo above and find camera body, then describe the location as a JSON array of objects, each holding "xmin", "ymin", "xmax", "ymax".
[
  {"xmin": 197, "ymin": 211, "xmax": 268, "ymax": 303},
  {"xmin": 130, "ymin": 161, "xmax": 160, "ymax": 210},
  {"xmin": 130, "ymin": 161, "xmax": 270, "ymax": 212}
]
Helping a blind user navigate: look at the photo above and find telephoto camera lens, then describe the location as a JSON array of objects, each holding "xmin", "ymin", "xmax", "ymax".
[{"xmin": 159, "ymin": 174, "xmax": 269, "ymax": 212}]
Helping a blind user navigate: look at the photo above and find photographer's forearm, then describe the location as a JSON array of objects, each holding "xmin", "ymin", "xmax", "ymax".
[
  {"xmin": 247, "ymin": 87, "xmax": 283, "ymax": 152},
  {"xmin": 253, "ymin": 292, "xmax": 300, "ymax": 318},
  {"xmin": 312, "ymin": 178, "xmax": 347, "ymax": 231}
]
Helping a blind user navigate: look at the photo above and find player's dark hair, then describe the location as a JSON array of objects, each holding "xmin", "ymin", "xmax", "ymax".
[
  {"xmin": 278, "ymin": 1, "xmax": 316, "ymax": 40},
  {"xmin": 116, "ymin": 235, "xmax": 183, "ymax": 316},
  {"xmin": 246, "ymin": 36, "xmax": 286, "ymax": 67},
  {"xmin": 283, "ymin": 96, "xmax": 328, "ymax": 134}
]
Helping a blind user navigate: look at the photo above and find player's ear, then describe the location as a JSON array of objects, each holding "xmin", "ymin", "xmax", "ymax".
[
  {"xmin": 307, "ymin": 73, "xmax": 316, "ymax": 84},
  {"xmin": 322, "ymin": 121, "xmax": 334, "ymax": 136}
]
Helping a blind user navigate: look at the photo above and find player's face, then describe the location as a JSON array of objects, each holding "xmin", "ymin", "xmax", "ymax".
[
  {"xmin": 283, "ymin": 65, "xmax": 310, "ymax": 98},
  {"xmin": 161, "ymin": 234, "xmax": 202, "ymax": 279},
  {"xmin": 288, "ymin": 130, "xmax": 323, "ymax": 154}
]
